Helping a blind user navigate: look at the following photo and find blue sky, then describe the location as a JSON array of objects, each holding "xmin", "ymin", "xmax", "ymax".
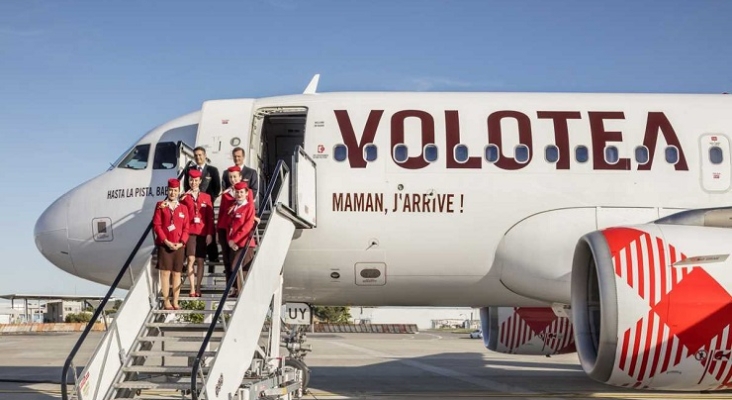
[{"xmin": 1, "ymin": 0, "xmax": 731, "ymax": 298}]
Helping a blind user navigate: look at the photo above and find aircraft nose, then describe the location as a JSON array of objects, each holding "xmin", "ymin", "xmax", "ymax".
[{"xmin": 34, "ymin": 194, "xmax": 76, "ymax": 275}]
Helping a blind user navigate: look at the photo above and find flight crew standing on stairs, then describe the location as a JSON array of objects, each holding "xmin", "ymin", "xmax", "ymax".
[
  {"xmin": 180, "ymin": 169, "xmax": 214, "ymax": 298},
  {"xmin": 227, "ymin": 181, "xmax": 257, "ymax": 297},
  {"xmin": 152, "ymin": 178, "xmax": 190, "ymax": 310},
  {"xmin": 184, "ymin": 146, "xmax": 221, "ymax": 264},
  {"xmin": 218, "ymin": 166, "xmax": 242, "ymax": 291},
  {"xmin": 222, "ymin": 147, "xmax": 259, "ymax": 208}
]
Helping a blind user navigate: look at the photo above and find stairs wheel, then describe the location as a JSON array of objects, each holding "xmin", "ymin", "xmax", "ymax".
[{"xmin": 284, "ymin": 357, "xmax": 310, "ymax": 391}]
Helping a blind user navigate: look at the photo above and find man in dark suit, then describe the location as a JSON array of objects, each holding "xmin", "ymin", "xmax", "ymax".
[
  {"xmin": 222, "ymin": 147, "xmax": 259, "ymax": 209},
  {"xmin": 185, "ymin": 147, "xmax": 221, "ymax": 200},
  {"xmin": 184, "ymin": 146, "xmax": 221, "ymax": 262}
]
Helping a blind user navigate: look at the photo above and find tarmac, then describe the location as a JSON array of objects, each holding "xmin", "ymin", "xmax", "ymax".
[{"xmin": 1, "ymin": 330, "xmax": 731, "ymax": 399}]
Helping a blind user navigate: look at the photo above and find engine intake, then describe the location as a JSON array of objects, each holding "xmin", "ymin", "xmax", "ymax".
[
  {"xmin": 480, "ymin": 306, "xmax": 575, "ymax": 355},
  {"xmin": 572, "ymin": 223, "xmax": 732, "ymax": 390}
]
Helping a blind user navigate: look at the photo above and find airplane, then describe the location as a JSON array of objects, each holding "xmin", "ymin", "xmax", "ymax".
[{"xmin": 33, "ymin": 75, "xmax": 732, "ymax": 391}]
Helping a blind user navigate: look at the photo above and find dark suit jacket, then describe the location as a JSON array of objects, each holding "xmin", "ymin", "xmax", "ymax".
[
  {"xmin": 223, "ymin": 165, "xmax": 259, "ymax": 205},
  {"xmin": 184, "ymin": 164, "xmax": 221, "ymax": 201}
]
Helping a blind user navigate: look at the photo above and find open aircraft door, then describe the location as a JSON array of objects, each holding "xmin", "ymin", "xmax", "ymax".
[
  {"xmin": 195, "ymin": 99, "xmax": 256, "ymax": 165},
  {"xmin": 292, "ymin": 146, "xmax": 317, "ymax": 227}
]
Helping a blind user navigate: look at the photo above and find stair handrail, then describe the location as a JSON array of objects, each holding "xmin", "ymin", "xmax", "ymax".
[
  {"xmin": 191, "ymin": 159, "xmax": 290, "ymax": 400},
  {"xmin": 61, "ymin": 158, "xmax": 193, "ymax": 400}
]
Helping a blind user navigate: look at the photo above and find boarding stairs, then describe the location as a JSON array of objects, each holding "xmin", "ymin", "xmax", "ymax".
[{"xmin": 61, "ymin": 147, "xmax": 318, "ymax": 400}]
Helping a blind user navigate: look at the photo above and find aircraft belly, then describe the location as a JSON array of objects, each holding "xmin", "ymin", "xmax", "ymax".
[{"xmin": 281, "ymin": 250, "xmax": 545, "ymax": 307}]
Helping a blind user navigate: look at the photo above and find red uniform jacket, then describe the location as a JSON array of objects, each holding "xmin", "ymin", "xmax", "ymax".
[
  {"xmin": 181, "ymin": 191, "xmax": 214, "ymax": 236},
  {"xmin": 217, "ymin": 189, "xmax": 236, "ymax": 231},
  {"xmin": 153, "ymin": 201, "xmax": 190, "ymax": 246},
  {"xmin": 227, "ymin": 198, "xmax": 256, "ymax": 248}
]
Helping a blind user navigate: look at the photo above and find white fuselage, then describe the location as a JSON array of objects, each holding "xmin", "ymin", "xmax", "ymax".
[{"xmin": 34, "ymin": 91, "xmax": 732, "ymax": 308}]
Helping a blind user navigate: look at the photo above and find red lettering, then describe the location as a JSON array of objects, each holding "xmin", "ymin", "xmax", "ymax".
[
  {"xmin": 589, "ymin": 112, "xmax": 630, "ymax": 170},
  {"xmin": 487, "ymin": 111, "xmax": 532, "ymax": 170},
  {"xmin": 391, "ymin": 110, "xmax": 435, "ymax": 169},
  {"xmin": 335, "ymin": 110, "xmax": 383, "ymax": 168},
  {"xmin": 537, "ymin": 111, "xmax": 582, "ymax": 170},
  {"xmin": 445, "ymin": 111, "xmax": 481, "ymax": 169},
  {"xmin": 638, "ymin": 112, "xmax": 688, "ymax": 171}
]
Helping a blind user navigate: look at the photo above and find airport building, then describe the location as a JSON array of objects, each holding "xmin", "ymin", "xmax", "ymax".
[
  {"xmin": 44, "ymin": 300, "xmax": 84, "ymax": 323},
  {"xmin": 350, "ymin": 307, "xmax": 479, "ymax": 330},
  {"xmin": 0, "ymin": 306, "xmax": 22, "ymax": 324},
  {"xmin": 0, "ymin": 294, "xmax": 117, "ymax": 324}
]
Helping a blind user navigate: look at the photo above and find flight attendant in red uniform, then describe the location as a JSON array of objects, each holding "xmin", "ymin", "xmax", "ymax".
[
  {"xmin": 227, "ymin": 181, "xmax": 257, "ymax": 296},
  {"xmin": 153, "ymin": 178, "xmax": 190, "ymax": 310},
  {"xmin": 217, "ymin": 166, "xmax": 242, "ymax": 288},
  {"xmin": 181, "ymin": 169, "xmax": 214, "ymax": 297}
]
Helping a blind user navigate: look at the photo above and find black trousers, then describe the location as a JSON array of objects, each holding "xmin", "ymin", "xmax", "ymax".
[{"xmin": 207, "ymin": 230, "xmax": 220, "ymax": 272}]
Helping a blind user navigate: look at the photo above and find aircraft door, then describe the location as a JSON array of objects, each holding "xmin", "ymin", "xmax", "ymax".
[
  {"xmin": 292, "ymin": 147, "xmax": 317, "ymax": 227},
  {"xmin": 196, "ymin": 99, "xmax": 256, "ymax": 169},
  {"xmin": 699, "ymin": 134, "xmax": 731, "ymax": 192}
]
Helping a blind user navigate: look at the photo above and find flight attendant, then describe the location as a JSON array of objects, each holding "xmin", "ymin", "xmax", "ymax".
[
  {"xmin": 218, "ymin": 166, "xmax": 242, "ymax": 288},
  {"xmin": 227, "ymin": 181, "xmax": 257, "ymax": 296},
  {"xmin": 181, "ymin": 169, "xmax": 214, "ymax": 297},
  {"xmin": 152, "ymin": 178, "xmax": 190, "ymax": 310}
]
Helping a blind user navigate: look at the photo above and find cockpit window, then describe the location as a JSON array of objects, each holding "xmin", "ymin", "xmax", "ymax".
[
  {"xmin": 117, "ymin": 144, "xmax": 151, "ymax": 170},
  {"xmin": 153, "ymin": 142, "xmax": 178, "ymax": 169}
]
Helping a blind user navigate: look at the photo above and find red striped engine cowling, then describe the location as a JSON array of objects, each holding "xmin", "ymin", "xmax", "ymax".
[
  {"xmin": 572, "ymin": 224, "xmax": 732, "ymax": 391},
  {"xmin": 480, "ymin": 307, "xmax": 575, "ymax": 355}
]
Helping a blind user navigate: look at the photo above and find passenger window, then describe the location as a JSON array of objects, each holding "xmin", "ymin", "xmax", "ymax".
[
  {"xmin": 634, "ymin": 146, "xmax": 649, "ymax": 165},
  {"xmin": 545, "ymin": 145, "xmax": 559, "ymax": 163},
  {"xmin": 575, "ymin": 145, "xmax": 589, "ymax": 163},
  {"xmin": 665, "ymin": 146, "xmax": 679, "ymax": 164},
  {"xmin": 485, "ymin": 144, "xmax": 499, "ymax": 163},
  {"xmin": 605, "ymin": 146, "xmax": 619, "ymax": 165},
  {"xmin": 117, "ymin": 144, "xmax": 151, "ymax": 170},
  {"xmin": 153, "ymin": 142, "xmax": 178, "ymax": 170},
  {"xmin": 364, "ymin": 144, "xmax": 378, "ymax": 162},
  {"xmin": 424, "ymin": 144, "xmax": 438, "ymax": 163},
  {"xmin": 394, "ymin": 144, "xmax": 409, "ymax": 163},
  {"xmin": 710, "ymin": 147, "xmax": 724, "ymax": 165},
  {"xmin": 515, "ymin": 145, "xmax": 529, "ymax": 164},
  {"xmin": 334, "ymin": 144, "xmax": 348, "ymax": 162},
  {"xmin": 454, "ymin": 144, "xmax": 469, "ymax": 163}
]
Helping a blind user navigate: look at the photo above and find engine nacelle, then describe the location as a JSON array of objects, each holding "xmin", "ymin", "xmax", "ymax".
[
  {"xmin": 480, "ymin": 306, "xmax": 575, "ymax": 355},
  {"xmin": 573, "ymin": 222, "xmax": 732, "ymax": 390}
]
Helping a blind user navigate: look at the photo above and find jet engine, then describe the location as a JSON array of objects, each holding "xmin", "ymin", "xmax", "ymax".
[
  {"xmin": 572, "ymin": 215, "xmax": 732, "ymax": 391},
  {"xmin": 480, "ymin": 306, "xmax": 575, "ymax": 355}
]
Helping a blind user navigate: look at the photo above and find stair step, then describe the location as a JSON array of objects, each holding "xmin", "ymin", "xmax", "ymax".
[
  {"xmin": 180, "ymin": 285, "xmax": 228, "ymax": 292},
  {"xmin": 130, "ymin": 350, "xmax": 216, "ymax": 357},
  {"xmin": 205, "ymin": 261, "xmax": 226, "ymax": 266},
  {"xmin": 136, "ymin": 335, "xmax": 222, "ymax": 343},
  {"xmin": 162, "ymin": 296, "xmax": 234, "ymax": 301},
  {"xmin": 122, "ymin": 365, "xmax": 209, "ymax": 374},
  {"xmin": 145, "ymin": 322, "xmax": 223, "ymax": 330},
  {"xmin": 152, "ymin": 309, "xmax": 228, "ymax": 314},
  {"xmin": 114, "ymin": 381, "xmax": 191, "ymax": 390}
]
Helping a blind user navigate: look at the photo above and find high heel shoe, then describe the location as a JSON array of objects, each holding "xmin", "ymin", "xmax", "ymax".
[{"xmin": 163, "ymin": 304, "xmax": 174, "ymax": 310}]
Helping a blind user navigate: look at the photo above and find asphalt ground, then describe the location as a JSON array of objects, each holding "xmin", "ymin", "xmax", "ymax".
[{"xmin": 1, "ymin": 331, "xmax": 730, "ymax": 399}]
